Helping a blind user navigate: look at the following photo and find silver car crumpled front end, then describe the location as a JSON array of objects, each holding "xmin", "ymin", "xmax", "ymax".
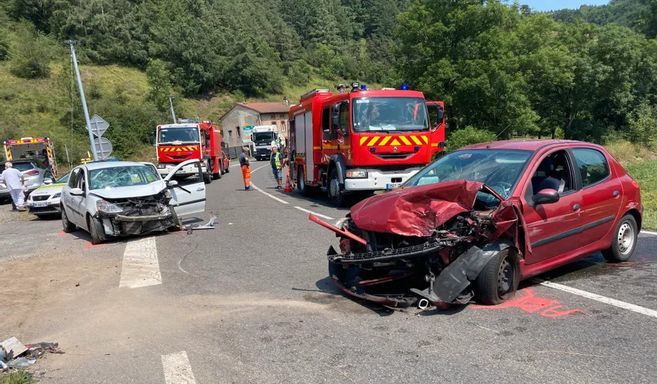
[{"xmin": 95, "ymin": 192, "xmax": 178, "ymax": 236}]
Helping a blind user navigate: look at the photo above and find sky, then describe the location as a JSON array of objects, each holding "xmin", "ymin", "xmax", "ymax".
[{"xmin": 512, "ymin": 0, "xmax": 610, "ymax": 11}]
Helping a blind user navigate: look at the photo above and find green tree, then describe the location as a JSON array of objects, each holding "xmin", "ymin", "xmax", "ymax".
[
  {"xmin": 9, "ymin": 22, "xmax": 55, "ymax": 79},
  {"xmin": 146, "ymin": 59, "xmax": 174, "ymax": 113}
]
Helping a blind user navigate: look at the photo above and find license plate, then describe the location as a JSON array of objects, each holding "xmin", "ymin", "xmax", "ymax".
[
  {"xmin": 32, "ymin": 201, "xmax": 49, "ymax": 208},
  {"xmin": 385, "ymin": 183, "xmax": 401, "ymax": 191}
]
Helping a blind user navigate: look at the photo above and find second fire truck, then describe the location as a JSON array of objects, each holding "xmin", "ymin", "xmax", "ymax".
[
  {"xmin": 289, "ymin": 84, "xmax": 445, "ymax": 206},
  {"xmin": 156, "ymin": 120, "xmax": 228, "ymax": 183}
]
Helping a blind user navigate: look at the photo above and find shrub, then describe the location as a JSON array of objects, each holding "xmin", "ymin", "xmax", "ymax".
[
  {"xmin": 9, "ymin": 23, "xmax": 54, "ymax": 79},
  {"xmin": 447, "ymin": 126, "xmax": 496, "ymax": 151}
]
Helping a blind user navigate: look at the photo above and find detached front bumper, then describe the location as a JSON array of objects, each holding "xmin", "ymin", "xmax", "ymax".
[{"xmin": 344, "ymin": 168, "xmax": 421, "ymax": 191}]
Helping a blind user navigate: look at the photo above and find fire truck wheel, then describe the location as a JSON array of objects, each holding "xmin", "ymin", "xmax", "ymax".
[
  {"xmin": 327, "ymin": 168, "xmax": 345, "ymax": 207},
  {"xmin": 296, "ymin": 166, "xmax": 306, "ymax": 194},
  {"xmin": 213, "ymin": 161, "xmax": 222, "ymax": 180}
]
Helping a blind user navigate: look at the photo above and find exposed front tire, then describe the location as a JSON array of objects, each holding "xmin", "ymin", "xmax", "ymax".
[
  {"xmin": 61, "ymin": 206, "xmax": 75, "ymax": 233},
  {"xmin": 327, "ymin": 168, "xmax": 344, "ymax": 207},
  {"xmin": 474, "ymin": 248, "xmax": 519, "ymax": 305},
  {"xmin": 88, "ymin": 215, "xmax": 106, "ymax": 245},
  {"xmin": 603, "ymin": 214, "xmax": 638, "ymax": 262}
]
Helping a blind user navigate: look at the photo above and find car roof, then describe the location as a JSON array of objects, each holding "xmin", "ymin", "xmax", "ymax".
[
  {"xmin": 82, "ymin": 161, "xmax": 155, "ymax": 171},
  {"xmin": 462, "ymin": 139, "xmax": 593, "ymax": 152}
]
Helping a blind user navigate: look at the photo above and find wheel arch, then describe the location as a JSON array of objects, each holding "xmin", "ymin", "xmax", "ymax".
[
  {"xmin": 328, "ymin": 154, "xmax": 346, "ymax": 185},
  {"xmin": 625, "ymin": 208, "xmax": 642, "ymax": 232}
]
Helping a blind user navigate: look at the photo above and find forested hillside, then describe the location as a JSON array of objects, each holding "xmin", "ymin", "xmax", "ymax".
[{"xmin": 1, "ymin": 0, "xmax": 657, "ymax": 163}]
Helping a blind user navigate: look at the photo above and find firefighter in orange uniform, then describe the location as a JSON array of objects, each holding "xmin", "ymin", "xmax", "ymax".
[{"xmin": 239, "ymin": 147, "xmax": 251, "ymax": 190}]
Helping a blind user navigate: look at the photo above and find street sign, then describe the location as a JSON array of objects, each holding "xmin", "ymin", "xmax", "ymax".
[
  {"xmin": 90, "ymin": 114, "xmax": 109, "ymax": 137},
  {"xmin": 93, "ymin": 137, "xmax": 113, "ymax": 159},
  {"xmin": 243, "ymin": 125, "xmax": 254, "ymax": 132}
]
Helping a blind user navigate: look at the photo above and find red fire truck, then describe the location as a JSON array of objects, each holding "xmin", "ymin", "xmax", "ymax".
[
  {"xmin": 289, "ymin": 85, "xmax": 446, "ymax": 206},
  {"xmin": 155, "ymin": 120, "xmax": 228, "ymax": 183}
]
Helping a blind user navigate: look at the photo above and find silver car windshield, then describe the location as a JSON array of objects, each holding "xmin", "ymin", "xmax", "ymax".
[
  {"xmin": 404, "ymin": 149, "xmax": 532, "ymax": 199},
  {"xmin": 89, "ymin": 165, "xmax": 160, "ymax": 190}
]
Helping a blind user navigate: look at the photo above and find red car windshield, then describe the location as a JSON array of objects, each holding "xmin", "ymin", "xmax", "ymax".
[{"xmin": 404, "ymin": 149, "xmax": 532, "ymax": 198}]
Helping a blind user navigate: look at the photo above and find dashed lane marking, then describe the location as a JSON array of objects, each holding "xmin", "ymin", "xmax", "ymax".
[
  {"xmin": 294, "ymin": 206, "xmax": 334, "ymax": 220},
  {"xmin": 119, "ymin": 237, "xmax": 162, "ymax": 288},
  {"xmin": 161, "ymin": 351, "xmax": 197, "ymax": 384},
  {"xmin": 536, "ymin": 280, "xmax": 657, "ymax": 319}
]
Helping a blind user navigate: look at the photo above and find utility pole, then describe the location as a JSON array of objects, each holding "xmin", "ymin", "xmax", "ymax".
[
  {"xmin": 168, "ymin": 96, "xmax": 177, "ymax": 123},
  {"xmin": 66, "ymin": 40, "xmax": 98, "ymax": 161}
]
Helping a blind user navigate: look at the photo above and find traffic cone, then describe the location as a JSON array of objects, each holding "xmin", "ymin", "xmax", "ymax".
[{"xmin": 284, "ymin": 172, "xmax": 292, "ymax": 193}]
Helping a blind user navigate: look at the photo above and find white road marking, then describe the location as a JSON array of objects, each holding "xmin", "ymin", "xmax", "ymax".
[
  {"xmin": 161, "ymin": 351, "xmax": 197, "ymax": 384},
  {"xmin": 251, "ymin": 183, "xmax": 289, "ymax": 205},
  {"xmin": 537, "ymin": 280, "xmax": 657, "ymax": 319},
  {"xmin": 119, "ymin": 237, "xmax": 162, "ymax": 288},
  {"xmin": 294, "ymin": 206, "xmax": 334, "ymax": 220},
  {"xmin": 641, "ymin": 230, "xmax": 657, "ymax": 236}
]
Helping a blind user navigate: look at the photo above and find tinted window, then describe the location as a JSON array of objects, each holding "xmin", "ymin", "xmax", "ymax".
[
  {"xmin": 68, "ymin": 168, "xmax": 80, "ymax": 188},
  {"xmin": 573, "ymin": 148, "xmax": 609, "ymax": 187}
]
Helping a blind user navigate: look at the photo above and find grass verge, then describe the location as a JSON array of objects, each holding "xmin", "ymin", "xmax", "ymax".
[
  {"xmin": 625, "ymin": 160, "xmax": 657, "ymax": 231},
  {"xmin": 0, "ymin": 371, "xmax": 34, "ymax": 384}
]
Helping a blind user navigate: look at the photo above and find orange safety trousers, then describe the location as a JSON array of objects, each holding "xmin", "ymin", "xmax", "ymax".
[{"xmin": 241, "ymin": 164, "xmax": 251, "ymax": 188}]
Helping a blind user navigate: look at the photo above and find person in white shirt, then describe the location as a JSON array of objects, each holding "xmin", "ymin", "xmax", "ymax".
[{"xmin": 0, "ymin": 162, "xmax": 26, "ymax": 211}]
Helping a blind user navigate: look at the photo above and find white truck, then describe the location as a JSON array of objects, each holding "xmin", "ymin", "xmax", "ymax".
[{"xmin": 250, "ymin": 125, "xmax": 280, "ymax": 161}]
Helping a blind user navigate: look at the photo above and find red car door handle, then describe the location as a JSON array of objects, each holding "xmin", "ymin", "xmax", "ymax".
[{"xmin": 572, "ymin": 204, "xmax": 581, "ymax": 211}]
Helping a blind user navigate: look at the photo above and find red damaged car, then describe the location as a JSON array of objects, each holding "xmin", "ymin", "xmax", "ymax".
[{"xmin": 312, "ymin": 140, "xmax": 642, "ymax": 308}]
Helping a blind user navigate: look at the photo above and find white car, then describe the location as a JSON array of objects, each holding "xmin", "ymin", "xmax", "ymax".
[
  {"xmin": 60, "ymin": 159, "xmax": 206, "ymax": 244},
  {"xmin": 27, "ymin": 172, "xmax": 71, "ymax": 217}
]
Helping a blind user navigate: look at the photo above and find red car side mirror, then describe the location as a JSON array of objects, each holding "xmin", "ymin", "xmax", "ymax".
[{"xmin": 533, "ymin": 188, "xmax": 559, "ymax": 205}]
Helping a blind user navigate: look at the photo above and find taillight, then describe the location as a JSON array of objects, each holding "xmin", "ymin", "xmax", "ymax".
[{"xmin": 23, "ymin": 170, "xmax": 39, "ymax": 176}]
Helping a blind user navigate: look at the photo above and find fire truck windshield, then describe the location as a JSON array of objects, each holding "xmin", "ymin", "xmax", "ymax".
[
  {"xmin": 158, "ymin": 127, "xmax": 200, "ymax": 144},
  {"xmin": 352, "ymin": 97, "xmax": 428, "ymax": 132}
]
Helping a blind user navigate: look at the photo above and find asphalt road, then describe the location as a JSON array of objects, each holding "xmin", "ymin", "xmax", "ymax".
[{"xmin": 1, "ymin": 160, "xmax": 656, "ymax": 383}]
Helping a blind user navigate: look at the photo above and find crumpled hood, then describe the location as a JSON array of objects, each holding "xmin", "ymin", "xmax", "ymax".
[
  {"xmin": 350, "ymin": 180, "xmax": 484, "ymax": 237},
  {"xmin": 90, "ymin": 181, "xmax": 166, "ymax": 200}
]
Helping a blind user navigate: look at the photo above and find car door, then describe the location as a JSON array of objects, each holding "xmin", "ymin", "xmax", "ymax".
[
  {"xmin": 570, "ymin": 147, "xmax": 622, "ymax": 247},
  {"xmin": 164, "ymin": 159, "xmax": 206, "ymax": 217},
  {"xmin": 521, "ymin": 149, "xmax": 583, "ymax": 265},
  {"xmin": 62, "ymin": 167, "xmax": 84, "ymax": 227}
]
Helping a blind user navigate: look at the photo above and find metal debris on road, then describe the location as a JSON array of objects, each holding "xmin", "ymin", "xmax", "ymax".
[{"xmin": 184, "ymin": 216, "xmax": 217, "ymax": 234}]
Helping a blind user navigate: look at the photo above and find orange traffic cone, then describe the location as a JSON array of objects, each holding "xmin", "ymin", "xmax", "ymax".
[{"xmin": 284, "ymin": 173, "xmax": 292, "ymax": 193}]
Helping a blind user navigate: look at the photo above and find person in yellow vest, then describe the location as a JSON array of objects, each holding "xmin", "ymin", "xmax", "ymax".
[{"xmin": 270, "ymin": 145, "xmax": 284, "ymax": 189}]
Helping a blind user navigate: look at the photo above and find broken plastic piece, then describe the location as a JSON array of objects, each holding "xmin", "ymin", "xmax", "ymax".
[{"xmin": 6, "ymin": 357, "xmax": 36, "ymax": 369}]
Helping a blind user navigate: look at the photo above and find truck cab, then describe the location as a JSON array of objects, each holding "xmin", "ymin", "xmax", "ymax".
[{"xmin": 289, "ymin": 85, "xmax": 446, "ymax": 206}]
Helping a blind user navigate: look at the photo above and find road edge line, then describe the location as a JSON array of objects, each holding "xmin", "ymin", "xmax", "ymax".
[
  {"xmin": 537, "ymin": 280, "xmax": 657, "ymax": 319},
  {"xmin": 294, "ymin": 206, "xmax": 334, "ymax": 220}
]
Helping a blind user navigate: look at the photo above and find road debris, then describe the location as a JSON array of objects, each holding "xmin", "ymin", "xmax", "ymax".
[
  {"xmin": 185, "ymin": 216, "xmax": 217, "ymax": 234},
  {"xmin": 0, "ymin": 338, "xmax": 63, "ymax": 372}
]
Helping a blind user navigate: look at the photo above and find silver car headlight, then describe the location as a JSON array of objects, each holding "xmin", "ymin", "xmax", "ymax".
[
  {"xmin": 52, "ymin": 193, "xmax": 61, "ymax": 199},
  {"xmin": 96, "ymin": 199, "xmax": 123, "ymax": 214}
]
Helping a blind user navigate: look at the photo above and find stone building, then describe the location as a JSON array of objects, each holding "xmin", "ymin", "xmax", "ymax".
[{"xmin": 220, "ymin": 102, "xmax": 290, "ymax": 157}]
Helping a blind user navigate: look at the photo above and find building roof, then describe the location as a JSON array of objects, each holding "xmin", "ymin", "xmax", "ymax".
[{"xmin": 220, "ymin": 102, "xmax": 290, "ymax": 120}]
